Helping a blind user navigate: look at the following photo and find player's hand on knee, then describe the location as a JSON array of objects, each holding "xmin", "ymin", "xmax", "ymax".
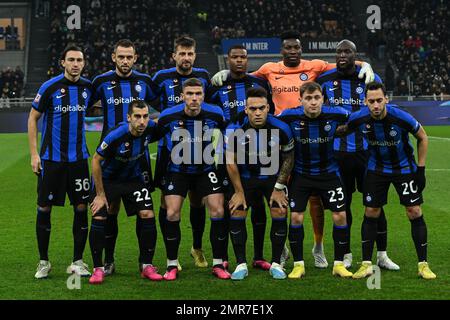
[
  {"xmin": 229, "ymin": 191, "xmax": 247, "ymax": 214},
  {"xmin": 358, "ymin": 62, "xmax": 375, "ymax": 84},
  {"xmin": 31, "ymin": 154, "xmax": 42, "ymax": 175},
  {"xmin": 90, "ymin": 195, "xmax": 108, "ymax": 215},
  {"xmin": 270, "ymin": 190, "xmax": 288, "ymax": 209},
  {"xmin": 415, "ymin": 166, "xmax": 426, "ymax": 193},
  {"xmin": 211, "ymin": 70, "xmax": 230, "ymax": 86}
]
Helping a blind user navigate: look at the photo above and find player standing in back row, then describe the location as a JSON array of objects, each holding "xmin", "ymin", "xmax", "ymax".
[
  {"xmin": 28, "ymin": 45, "xmax": 93, "ymax": 279},
  {"xmin": 91, "ymin": 39, "xmax": 158, "ymax": 276}
]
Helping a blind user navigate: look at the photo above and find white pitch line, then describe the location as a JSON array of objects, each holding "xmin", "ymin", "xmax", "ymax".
[
  {"xmin": 429, "ymin": 136, "xmax": 450, "ymax": 141},
  {"xmin": 428, "ymin": 169, "xmax": 450, "ymax": 171}
]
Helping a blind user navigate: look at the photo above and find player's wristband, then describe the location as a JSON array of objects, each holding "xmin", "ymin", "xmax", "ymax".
[{"xmin": 274, "ymin": 183, "xmax": 287, "ymax": 191}]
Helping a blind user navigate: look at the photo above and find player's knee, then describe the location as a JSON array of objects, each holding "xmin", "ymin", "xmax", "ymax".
[
  {"xmin": 332, "ymin": 211, "xmax": 347, "ymax": 226},
  {"xmin": 291, "ymin": 212, "xmax": 304, "ymax": 225},
  {"xmin": 232, "ymin": 210, "xmax": 247, "ymax": 218},
  {"xmin": 365, "ymin": 207, "xmax": 381, "ymax": 218},
  {"xmin": 270, "ymin": 207, "xmax": 287, "ymax": 218},
  {"xmin": 138, "ymin": 210, "xmax": 154, "ymax": 219},
  {"xmin": 75, "ymin": 203, "xmax": 87, "ymax": 211},
  {"xmin": 406, "ymin": 206, "xmax": 422, "ymax": 220},
  {"xmin": 38, "ymin": 206, "xmax": 51, "ymax": 213},
  {"xmin": 209, "ymin": 205, "xmax": 224, "ymax": 218},
  {"xmin": 166, "ymin": 209, "xmax": 180, "ymax": 221}
]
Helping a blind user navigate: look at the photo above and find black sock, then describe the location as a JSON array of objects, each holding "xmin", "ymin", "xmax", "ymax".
[
  {"xmin": 229, "ymin": 217, "xmax": 247, "ymax": 264},
  {"xmin": 361, "ymin": 215, "xmax": 378, "ymax": 261},
  {"xmin": 289, "ymin": 224, "xmax": 304, "ymax": 262},
  {"xmin": 270, "ymin": 217, "xmax": 287, "ymax": 264},
  {"xmin": 376, "ymin": 208, "xmax": 388, "ymax": 251},
  {"xmin": 346, "ymin": 195, "xmax": 353, "ymax": 254},
  {"xmin": 410, "ymin": 215, "xmax": 427, "ymax": 262},
  {"xmin": 210, "ymin": 217, "xmax": 226, "ymax": 260},
  {"xmin": 333, "ymin": 224, "xmax": 349, "ymax": 261},
  {"xmin": 165, "ymin": 219, "xmax": 180, "ymax": 260},
  {"xmin": 136, "ymin": 216, "xmax": 143, "ymax": 263},
  {"xmin": 139, "ymin": 217, "xmax": 157, "ymax": 264},
  {"xmin": 73, "ymin": 208, "xmax": 88, "ymax": 262},
  {"xmin": 36, "ymin": 208, "xmax": 51, "ymax": 261},
  {"xmin": 223, "ymin": 206, "xmax": 230, "ymax": 261},
  {"xmin": 251, "ymin": 204, "xmax": 266, "ymax": 261},
  {"xmin": 190, "ymin": 206, "xmax": 206, "ymax": 249},
  {"xmin": 158, "ymin": 207, "xmax": 167, "ymax": 235},
  {"xmin": 89, "ymin": 219, "xmax": 106, "ymax": 268},
  {"xmin": 104, "ymin": 214, "xmax": 118, "ymax": 264}
]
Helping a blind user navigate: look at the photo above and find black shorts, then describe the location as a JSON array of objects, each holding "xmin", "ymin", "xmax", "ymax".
[
  {"xmin": 216, "ymin": 163, "xmax": 232, "ymax": 200},
  {"xmin": 240, "ymin": 176, "xmax": 278, "ymax": 209},
  {"xmin": 37, "ymin": 160, "xmax": 90, "ymax": 207},
  {"xmin": 363, "ymin": 171, "xmax": 424, "ymax": 207},
  {"xmin": 164, "ymin": 170, "xmax": 223, "ymax": 198},
  {"xmin": 335, "ymin": 150, "xmax": 369, "ymax": 194},
  {"xmin": 90, "ymin": 179, "xmax": 154, "ymax": 217},
  {"xmin": 288, "ymin": 172, "xmax": 346, "ymax": 213},
  {"xmin": 154, "ymin": 146, "xmax": 169, "ymax": 190}
]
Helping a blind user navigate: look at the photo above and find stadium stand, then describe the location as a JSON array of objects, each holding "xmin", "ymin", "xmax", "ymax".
[
  {"xmin": 378, "ymin": 0, "xmax": 449, "ymax": 96},
  {"xmin": 47, "ymin": 0, "xmax": 191, "ymax": 79},
  {"xmin": 0, "ymin": 66, "xmax": 24, "ymax": 105}
]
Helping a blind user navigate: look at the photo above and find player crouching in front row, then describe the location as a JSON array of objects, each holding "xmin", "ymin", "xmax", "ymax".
[{"xmin": 88, "ymin": 100, "xmax": 163, "ymax": 284}]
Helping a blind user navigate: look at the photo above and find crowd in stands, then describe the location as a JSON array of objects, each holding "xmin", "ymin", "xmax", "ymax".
[
  {"xmin": 0, "ymin": 66, "xmax": 24, "ymax": 107},
  {"xmin": 0, "ymin": 25, "xmax": 19, "ymax": 40},
  {"xmin": 42, "ymin": 0, "xmax": 448, "ymax": 98},
  {"xmin": 378, "ymin": 0, "xmax": 449, "ymax": 97},
  {"xmin": 47, "ymin": 0, "xmax": 191, "ymax": 79},
  {"xmin": 208, "ymin": 0, "xmax": 359, "ymax": 52}
]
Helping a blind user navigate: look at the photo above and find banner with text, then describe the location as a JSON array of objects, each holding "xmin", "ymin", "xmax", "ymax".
[{"xmin": 221, "ymin": 38, "xmax": 281, "ymax": 54}]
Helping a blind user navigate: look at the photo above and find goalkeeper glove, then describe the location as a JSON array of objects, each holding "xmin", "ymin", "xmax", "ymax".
[
  {"xmin": 211, "ymin": 69, "xmax": 230, "ymax": 86},
  {"xmin": 358, "ymin": 62, "xmax": 375, "ymax": 84},
  {"xmin": 415, "ymin": 166, "xmax": 426, "ymax": 193}
]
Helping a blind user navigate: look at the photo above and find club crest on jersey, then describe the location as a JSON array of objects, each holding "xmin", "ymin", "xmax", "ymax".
[
  {"xmin": 389, "ymin": 129, "xmax": 397, "ymax": 137},
  {"xmin": 82, "ymin": 91, "xmax": 88, "ymax": 99},
  {"xmin": 333, "ymin": 81, "xmax": 339, "ymax": 86},
  {"xmin": 100, "ymin": 141, "xmax": 108, "ymax": 150},
  {"xmin": 227, "ymin": 85, "xmax": 232, "ymax": 90},
  {"xmin": 223, "ymin": 178, "xmax": 229, "ymax": 186},
  {"xmin": 168, "ymin": 183, "xmax": 174, "ymax": 191},
  {"xmin": 300, "ymin": 121, "xmax": 305, "ymax": 126},
  {"xmin": 34, "ymin": 93, "xmax": 41, "ymax": 103},
  {"xmin": 60, "ymin": 88, "xmax": 66, "ymax": 94},
  {"xmin": 48, "ymin": 193, "xmax": 54, "ymax": 201},
  {"xmin": 290, "ymin": 201, "xmax": 295, "ymax": 208},
  {"xmin": 324, "ymin": 124, "xmax": 332, "ymax": 132},
  {"xmin": 125, "ymin": 142, "xmax": 130, "ymax": 147},
  {"xmin": 111, "ymin": 80, "xmax": 116, "ymax": 85},
  {"xmin": 135, "ymin": 84, "xmax": 142, "ymax": 92},
  {"xmin": 366, "ymin": 124, "xmax": 371, "ymax": 129},
  {"xmin": 356, "ymin": 87, "xmax": 363, "ymax": 94},
  {"xmin": 366, "ymin": 195, "xmax": 372, "ymax": 202},
  {"xmin": 203, "ymin": 124, "xmax": 209, "ymax": 131},
  {"xmin": 300, "ymin": 73, "xmax": 308, "ymax": 81}
]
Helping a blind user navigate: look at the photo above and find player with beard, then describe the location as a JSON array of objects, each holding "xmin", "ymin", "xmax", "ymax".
[
  {"xmin": 316, "ymin": 40, "xmax": 399, "ymax": 271},
  {"xmin": 91, "ymin": 39, "xmax": 158, "ymax": 276}
]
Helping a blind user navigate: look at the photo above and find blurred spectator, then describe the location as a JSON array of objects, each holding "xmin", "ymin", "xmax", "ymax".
[
  {"xmin": 0, "ymin": 66, "xmax": 24, "ymax": 98},
  {"xmin": 380, "ymin": 0, "xmax": 449, "ymax": 96},
  {"xmin": 47, "ymin": 0, "xmax": 191, "ymax": 78}
]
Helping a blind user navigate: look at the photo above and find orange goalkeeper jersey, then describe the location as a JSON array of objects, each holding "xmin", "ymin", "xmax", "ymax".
[{"xmin": 252, "ymin": 59, "xmax": 335, "ymax": 115}]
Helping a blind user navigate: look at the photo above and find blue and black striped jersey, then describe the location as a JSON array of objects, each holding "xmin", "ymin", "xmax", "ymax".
[
  {"xmin": 157, "ymin": 103, "xmax": 225, "ymax": 174},
  {"xmin": 347, "ymin": 104, "xmax": 420, "ymax": 175},
  {"xmin": 92, "ymin": 70, "xmax": 157, "ymax": 138},
  {"xmin": 225, "ymin": 114, "xmax": 293, "ymax": 180},
  {"xmin": 96, "ymin": 121, "xmax": 160, "ymax": 183},
  {"xmin": 152, "ymin": 67, "xmax": 210, "ymax": 111},
  {"xmin": 207, "ymin": 74, "xmax": 274, "ymax": 124},
  {"xmin": 32, "ymin": 73, "xmax": 93, "ymax": 162},
  {"xmin": 278, "ymin": 106, "xmax": 349, "ymax": 175},
  {"xmin": 317, "ymin": 66, "xmax": 382, "ymax": 153}
]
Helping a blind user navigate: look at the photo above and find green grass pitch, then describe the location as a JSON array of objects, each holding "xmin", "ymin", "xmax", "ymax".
[{"xmin": 0, "ymin": 126, "xmax": 449, "ymax": 300}]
